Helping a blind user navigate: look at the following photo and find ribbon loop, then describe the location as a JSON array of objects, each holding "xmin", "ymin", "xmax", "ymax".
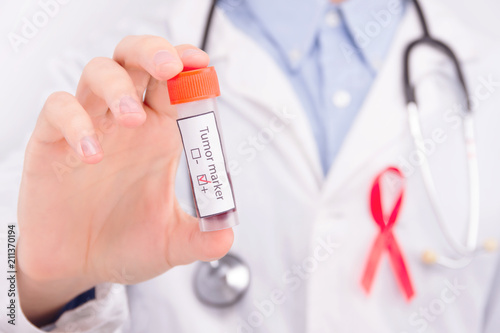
[{"xmin": 361, "ymin": 167, "xmax": 415, "ymax": 301}]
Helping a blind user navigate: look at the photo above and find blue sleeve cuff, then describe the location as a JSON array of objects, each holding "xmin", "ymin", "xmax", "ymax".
[{"xmin": 54, "ymin": 287, "xmax": 96, "ymax": 321}]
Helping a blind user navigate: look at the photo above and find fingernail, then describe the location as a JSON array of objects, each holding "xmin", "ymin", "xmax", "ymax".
[
  {"xmin": 153, "ymin": 50, "xmax": 180, "ymax": 74},
  {"xmin": 181, "ymin": 48, "xmax": 206, "ymax": 59},
  {"xmin": 119, "ymin": 96, "xmax": 142, "ymax": 114},
  {"xmin": 80, "ymin": 136, "xmax": 101, "ymax": 157}
]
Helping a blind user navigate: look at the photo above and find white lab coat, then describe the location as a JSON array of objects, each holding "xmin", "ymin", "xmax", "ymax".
[{"xmin": 1, "ymin": 0, "xmax": 500, "ymax": 332}]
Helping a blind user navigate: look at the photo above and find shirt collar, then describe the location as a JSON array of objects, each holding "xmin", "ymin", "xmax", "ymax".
[
  {"xmin": 340, "ymin": 0, "xmax": 406, "ymax": 71},
  {"xmin": 244, "ymin": 0, "xmax": 327, "ymax": 70},
  {"xmin": 244, "ymin": 0, "xmax": 406, "ymax": 71}
]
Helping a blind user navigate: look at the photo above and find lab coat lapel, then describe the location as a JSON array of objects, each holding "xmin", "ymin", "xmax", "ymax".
[{"xmin": 321, "ymin": 0, "xmax": 478, "ymax": 199}]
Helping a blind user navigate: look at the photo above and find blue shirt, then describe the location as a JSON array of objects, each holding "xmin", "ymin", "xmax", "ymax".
[{"xmin": 219, "ymin": 0, "xmax": 406, "ymax": 173}]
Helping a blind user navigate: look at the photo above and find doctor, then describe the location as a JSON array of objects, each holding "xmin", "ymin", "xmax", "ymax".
[{"xmin": 2, "ymin": 0, "xmax": 500, "ymax": 332}]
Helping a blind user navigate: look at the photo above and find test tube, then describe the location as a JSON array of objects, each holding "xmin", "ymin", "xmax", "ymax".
[{"xmin": 167, "ymin": 67, "xmax": 238, "ymax": 232}]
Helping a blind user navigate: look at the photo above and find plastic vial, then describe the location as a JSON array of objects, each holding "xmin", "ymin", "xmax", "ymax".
[{"xmin": 167, "ymin": 67, "xmax": 238, "ymax": 232}]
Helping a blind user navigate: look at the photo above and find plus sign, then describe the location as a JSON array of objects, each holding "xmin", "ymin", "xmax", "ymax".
[{"xmin": 201, "ymin": 186, "xmax": 208, "ymax": 193}]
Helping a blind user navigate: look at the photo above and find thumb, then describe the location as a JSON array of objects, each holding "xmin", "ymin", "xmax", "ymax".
[{"xmin": 166, "ymin": 209, "xmax": 235, "ymax": 266}]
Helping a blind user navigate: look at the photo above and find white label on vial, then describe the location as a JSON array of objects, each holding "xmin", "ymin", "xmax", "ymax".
[{"xmin": 177, "ymin": 111, "xmax": 235, "ymax": 218}]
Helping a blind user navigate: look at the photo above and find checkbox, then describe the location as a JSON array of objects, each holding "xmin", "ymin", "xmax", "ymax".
[
  {"xmin": 191, "ymin": 148, "xmax": 201, "ymax": 159},
  {"xmin": 197, "ymin": 174, "xmax": 210, "ymax": 186}
]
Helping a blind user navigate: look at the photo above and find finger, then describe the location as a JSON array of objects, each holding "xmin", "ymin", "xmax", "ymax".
[
  {"xmin": 144, "ymin": 44, "xmax": 210, "ymax": 116},
  {"xmin": 167, "ymin": 210, "xmax": 234, "ymax": 266},
  {"xmin": 113, "ymin": 35, "xmax": 183, "ymax": 81},
  {"xmin": 76, "ymin": 57, "xmax": 146, "ymax": 128},
  {"xmin": 127, "ymin": 67, "xmax": 152, "ymax": 101},
  {"xmin": 34, "ymin": 92, "xmax": 103, "ymax": 164},
  {"xmin": 176, "ymin": 44, "xmax": 210, "ymax": 70}
]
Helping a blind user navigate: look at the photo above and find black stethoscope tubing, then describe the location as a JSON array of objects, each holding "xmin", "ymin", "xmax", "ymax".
[{"xmin": 404, "ymin": 0, "xmax": 471, "ymax": 111}]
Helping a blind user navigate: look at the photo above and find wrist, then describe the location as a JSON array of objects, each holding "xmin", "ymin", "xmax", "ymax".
[{"xmin": 16, "ymin": 250, "xmax": 98, "ymax": 327}]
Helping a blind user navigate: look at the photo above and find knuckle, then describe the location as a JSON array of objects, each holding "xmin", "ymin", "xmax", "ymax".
[
  {"xmin": 138, "ymin": 34, "xmax": 168, "ymax": 46},
  {"xmin": 114, "ymin": 36, "xmax": 134, "ymax": 63},
  {"xmin": 115, "ymin": 35, "xmax": 169, "ymax": 56},
  {"xmin": 177, "ymin": 43, "xmax": 198, "ymax": 50},
  {"xmin": 132, "ymin": 35, "xmax": 172, "ymax": 53},
  {"xmin": 82, "ymin": 57, "xmax": 126, "ymax": 89},
  {"xmin": 84, "ymin": 57, "xmax": 113, "ymax": 74},
  {"xmin": 117, "ymin": 34, "xmax": 139, "ymax": 47},
  {"xmin": 44, "ymin": 91, "xmax": 74, "ymax": 110}
]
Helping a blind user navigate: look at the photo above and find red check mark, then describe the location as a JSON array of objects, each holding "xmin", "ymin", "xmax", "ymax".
[{"xmin": 198, "ymin": 175, "xmax": 211, "ymax": 184}]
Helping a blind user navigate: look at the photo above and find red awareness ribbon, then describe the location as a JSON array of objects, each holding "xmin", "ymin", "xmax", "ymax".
[{"xmin": 361, "ymin": 166, "xmax": 415, "ymax": 301}]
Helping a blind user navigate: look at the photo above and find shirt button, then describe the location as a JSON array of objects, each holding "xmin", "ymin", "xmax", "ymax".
[
  {"xmin": 332, "ymin": 90, "xmax": 351, "ymax": 108},
  {"xmin": 325, "ymin": 10, "xmax": 340, "ymax": 28}
]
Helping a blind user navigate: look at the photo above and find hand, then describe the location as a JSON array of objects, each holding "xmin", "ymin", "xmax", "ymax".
[{"xmin": 16, "ymin": 35, "xmax": 234, "ymax": 326}]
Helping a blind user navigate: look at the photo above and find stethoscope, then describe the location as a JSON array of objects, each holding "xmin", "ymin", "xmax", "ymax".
[
  {"xmin": 404, "ymin": 0, "xmax": 497, "ymax": 268},
  {"xmin": 192, "ymin": 0, "xmax": 497, "ymax": 307}
]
